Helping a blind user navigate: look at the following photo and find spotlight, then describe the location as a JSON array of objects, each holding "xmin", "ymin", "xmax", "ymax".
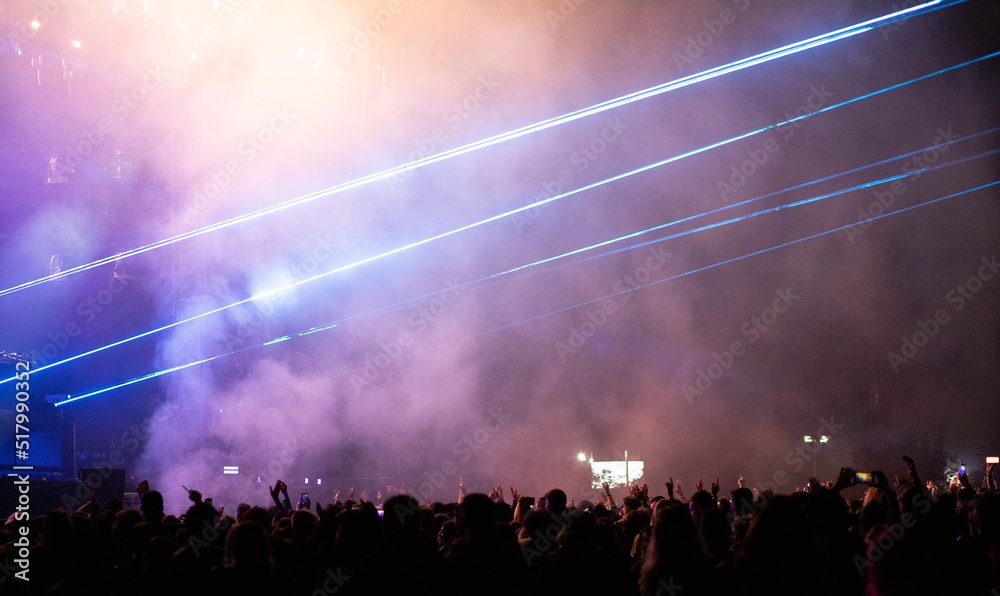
[
  {"xmin": 31, "ymin": 20, "xmax": 40, "ymax": 30},
  {"xmin": 820, "ymin": 435, "xmax": 830, "ymax": 443},
  {"xmin": 190, "ymin": 52, "xmax": 198, "ymax": 60},
  {"xmin": 72, "ymin": 40, "xmax": 81, "ymax": 49},
  {"xmin": 223, "ymin": 466, "xmax": 239, "ymax": 475},
  {"xmin": 577, "ymin": 453, "xmax": 587, "ymax": 462}
]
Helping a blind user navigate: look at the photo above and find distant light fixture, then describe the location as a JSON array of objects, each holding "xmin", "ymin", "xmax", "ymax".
[
  {"xmin": 46, "ymin": 152, "xmax": 72, "ymax": 184},
  {"xmin": 804, "ymin": 435, "xmax": 813, "ymax": 443},
  {"xmin": 577, "ymin": 453, "xmax": 587, "ymax": 462},
  {"xmin": 820, "ymin": 435, "xmax": 830, "ymax": 444},
  {"xmin": 317, "ymin": 478, "xmax": 322, "ymax": 485},
  {"xmin": 314, "ymin": 58, "xmax": 322, "ymax": 70},
  {"xmin": 304, "ymin": 477, "xmax": 309, "ymax": 484},
  {"xmin": 49, "ymin": 255, "xmax": 64, "ymax": 276},
  {"xmin": 223, "ymin": 465, "xmax": 239, "ymax": 475},
  {"xmin": 190, "ymin": 52, "xmax": 198, "ymax": 60},
  {"xmin": 72, "ymin": 40, "xmax": 81, "ymax": 49},
  {"xmin": 31, "ymin": 20, "xmax": 41, "ymax": 29}
]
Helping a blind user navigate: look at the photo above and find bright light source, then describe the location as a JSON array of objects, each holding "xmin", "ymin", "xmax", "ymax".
[
  {"xmin": 317, "ymin": 478, "xmax": 322, "ymax": 485},
  {"xmin": 71, "ymin": 40, "xmax": 81, "ymax": 49},
  {"xmin": 223, "ymin": 465, "xmax": 239, "ymax": 475},
  {"xmin": 820, "ymin": 435, "xmax": 829, "ymax": 443},
  {"xmin": 589, "ymin": 460, "xmax": 644, "ymax": 489},
  {"xmin": 190, "ymin": 53, "xmax": 198, "ymax": 60},
  {"xmin": 31, "ymin": 20, "xmax": 40, "ymax": 30},
  {"xmin": 304, "ymin": 477, "xmax": 309, "ymax": 484},
  {"xmin": 577, "ymin": 453, "xmax": 587, "ymax": 462},
  {"xmin": 804, "ymin": 435, "xmax": 813, "ymax": 443},
  {"xmin": 314, "ymin": 59, "xmax": 322, "ymax": 71}
]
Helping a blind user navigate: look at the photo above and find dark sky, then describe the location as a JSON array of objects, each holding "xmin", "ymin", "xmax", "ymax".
[{"xmin": 1, "ymin": 0, "xmax": 998, "ymax": 510}]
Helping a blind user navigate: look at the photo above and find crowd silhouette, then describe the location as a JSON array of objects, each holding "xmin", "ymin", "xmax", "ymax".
[{"xmin": 2, "ymin": 457, "xmax": 998, "ymax": 595}]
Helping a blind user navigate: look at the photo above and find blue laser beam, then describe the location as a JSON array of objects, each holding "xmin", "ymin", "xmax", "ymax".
[
  {"xmin": 318, "ymin": 127, "xmax": 1000, "ymax": 316},
  {"xmin": 66, "ymin": 136, "xmax": 986, "ymax": 407},
  {"xmin": 0, "ymin": 0, "xmax": 961, "ymax": 298},
  {"xmin": 52, "ymin": 145, "xmax": 998, "ymax": 405},
  {"xmin": 57, "ymin": 177, "xmax": 1000, "ymax": 408},
  {"xmin": 5, "ymin": 50, "xmax": 997, "ymax": 387}
]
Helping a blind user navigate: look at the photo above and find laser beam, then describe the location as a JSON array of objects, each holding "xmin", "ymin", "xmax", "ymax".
[
  {"xmin": 58, "ymin": 178, "xmax": 999, "ymax": 407},
  {"xmin": 0, "ymin": 0, "xmax": 961, "ymax": 298},
  {"xmin": 5, "ymin": 50, "xmax": 996, "ymax": 387}
]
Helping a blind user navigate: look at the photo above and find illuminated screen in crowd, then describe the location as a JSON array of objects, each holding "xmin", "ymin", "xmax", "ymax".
[{"xmin": 589, "ymin": 460, "xmax": 644, "ymax": 489}]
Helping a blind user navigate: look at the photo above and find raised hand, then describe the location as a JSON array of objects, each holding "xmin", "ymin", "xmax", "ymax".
[
  {"xmin": 738, "ymin": 475, "xmax": 746, "ymax": 488},
  {"xmin": 808, "ymin": 476, "xmax": 823, "ymax": 493},
  {"xmin": 831, "ymin": 468, "xmax": 855, "ymax": 493},
  {"xmin": 333, "ymin": 489, "xmax": 341, "ymax": 502},
  {"xmin": 360, "ymin": 490, "xmax": 369, "ymax": 503},
  {"xmin": 509, "ymin": 486, "xmax": 520, "ymax": 504},
  {"xmin": 377, "ymin": 491, "xmax": 384, "ymax": 504},
  {"xmin": 696, "ymin": 478, "xmax": 704, "ymax": 492},
  {"xmin": 349, "ymin": 485, "xmax": 356, "ymax": 501},
  {"xmin": 663, "ymin": 477, "xmax": 674, "ymax": 499},
  {"xmin": 136, "ymin": 480, "xmax": 150, "ymax": 496},
  {"xmin": 711, "ymin": 478, "xmax": 720, "ymax": 498}
]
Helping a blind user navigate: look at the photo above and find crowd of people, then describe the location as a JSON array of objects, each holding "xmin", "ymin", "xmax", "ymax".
[{"xmin": 2, "ymin": 457, "xmax": 998, "ymax": 595}]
